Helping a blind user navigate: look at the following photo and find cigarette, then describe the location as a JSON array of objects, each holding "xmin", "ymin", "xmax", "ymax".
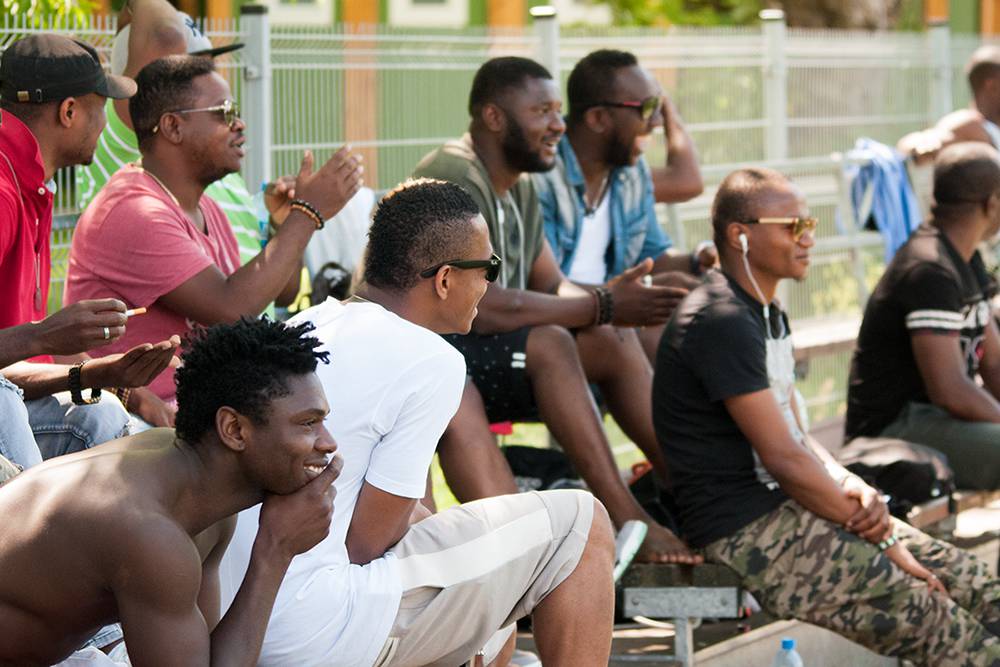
[{"xmin": 125, "ymin": 307, "xmax": 147, "ymax": 318}]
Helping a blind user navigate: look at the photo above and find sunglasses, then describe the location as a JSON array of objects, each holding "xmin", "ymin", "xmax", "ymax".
[
  {"xmin": 744, "ymin": 217, "xmax": 818, "ymax": 241},
  {"xmin": 419, "ymin": 253, "xmax": 502, "ymax": 283},
  {"xmin": 593, "ymin": 95, "xmax": 662, "ymax": 122},
  {"xmin": 165, "ymin": 99, "xmax": 241, "ymax": 130}
]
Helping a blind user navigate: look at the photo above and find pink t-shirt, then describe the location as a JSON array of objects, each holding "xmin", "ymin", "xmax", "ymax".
[{"xmin": 65, "ymin": 165, "xmax": 240, "ymax": 403}]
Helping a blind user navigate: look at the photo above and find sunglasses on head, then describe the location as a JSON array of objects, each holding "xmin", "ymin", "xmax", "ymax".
[
  {"xmin": 419, "ymin": 253, "xmax": 502, "ymax": 283},
  {"xmin": 743, "ymin": 217, "xmax": 818, "ymax": 241},
  {"xmin": 156, "ymin": 99, "xmax": 241, "ymax": 133},
  {"xmin": 590, "ymin": 95, "xmax": 662, "ymax": 122}
]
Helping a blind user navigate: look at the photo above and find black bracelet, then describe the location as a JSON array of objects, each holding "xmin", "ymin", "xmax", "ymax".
[
  {"xmin": 594, "ymin": 286, "xmax": 614, "ymax": 325},
  {"xmin": 68, "ymin": 361, "xmax": 101, "ymax": 406},
  {"xmin": 289, "ymin": 198, "xmax": 325, "ymax": 230}
]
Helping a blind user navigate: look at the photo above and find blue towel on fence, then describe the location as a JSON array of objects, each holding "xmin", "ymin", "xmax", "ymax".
[{"xmin": 845, "ymin": 138, "xmax": 922, "ymax": 262}]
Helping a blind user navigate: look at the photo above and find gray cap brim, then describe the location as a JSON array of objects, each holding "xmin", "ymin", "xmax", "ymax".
[{"xmin": 96, "ymin": 72, "xmax": 137, "ymax": 100}]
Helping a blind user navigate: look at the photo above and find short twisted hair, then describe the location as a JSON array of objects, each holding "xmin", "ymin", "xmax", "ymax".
[
  {"xmin": 364, "ymin": 178, "xmax": 482, "ymax": 291},
  {"xmin": 174, "ymin": 317, "xmax": 329, "ymax": 444},
  {"xmin": 130, "ymin": 54, "xmax": 215, "ymax": 150}
]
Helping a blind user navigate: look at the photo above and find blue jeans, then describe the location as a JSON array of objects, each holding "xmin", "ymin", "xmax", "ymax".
[
  {"xmin": 24, "ymin": 390, "xmax": 129, "ymax": 461},
  {"xmin": 0, "ymin": 374, "xmax": 43, "ymax": 469}
]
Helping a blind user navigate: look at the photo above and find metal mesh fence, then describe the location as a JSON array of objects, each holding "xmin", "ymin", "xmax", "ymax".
[{"xmin": 0, "ymin": 15, "xmax": 980, "ymax": 421}]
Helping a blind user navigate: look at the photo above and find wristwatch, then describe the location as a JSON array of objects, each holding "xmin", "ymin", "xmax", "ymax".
[{"xmin": 68, "ymin": 361, "xmax": 101, "ymax": 406}]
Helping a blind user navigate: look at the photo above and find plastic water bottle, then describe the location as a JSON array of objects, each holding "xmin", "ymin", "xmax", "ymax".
[{"xmin": 771, "ymin": 637, "xmax": 804, "ymax": 667}]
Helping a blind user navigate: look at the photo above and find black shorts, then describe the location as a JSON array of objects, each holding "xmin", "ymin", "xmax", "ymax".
[{"xmin": 442, "ymin": 327, "xmax": 540, "ymax": 424}]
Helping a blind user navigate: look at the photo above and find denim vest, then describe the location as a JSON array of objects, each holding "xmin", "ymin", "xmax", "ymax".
[{"xmin": 534, "ymin": 135, "xmax": 671, "ymax": 282}]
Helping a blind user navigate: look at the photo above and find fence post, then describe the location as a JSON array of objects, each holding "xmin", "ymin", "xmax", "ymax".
[
  {"xmin": 531, "ymin": 6, "xmax": 559, "ymax": 80},
  {"xmin": 761, "ymin": 8, "xmax": 787, "ymax": 163},
  {"xmin": 928, "ymin": 20, "xmax": 952, "ymax": 122},
  {"xmin": 241, "ymin": 4, "xmax": 272, "ymax": 191}
]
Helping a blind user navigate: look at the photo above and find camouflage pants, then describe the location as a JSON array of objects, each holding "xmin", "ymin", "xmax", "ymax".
[{"xmin": 704, "ymin": 500, "xmax": 1000, "ymax": 667}]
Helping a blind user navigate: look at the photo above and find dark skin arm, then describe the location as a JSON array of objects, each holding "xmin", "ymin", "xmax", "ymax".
[
  {"xmin": 3, "ymin": 337, "xmax": 180, "ymax": 400},
  {"xmin": 345, "ymin": 482, "xmax": 430, "ymax": 565},
  {"xmin": 912, "ymin": 330, "xmax": 1000, "ymax": 422},
  {"xmin": 471, "ymin": 241, "xmax": 682, "ymax": 334},
  {"xmin": 118, "ymin": 459, "xmax": 341, "ymax": 666},
  {"xmin": 977, "ymin": 317, "xmax": 1000, "ymax": 400},
  {"xmin": 194, "ymin": 516, "xmax": 237, "ymax": 631},
  {"xmin": 649, "ymin": 95, "xmax": 703, "ymax": 203},
  {"xmin": 726, "ymin": 388, "xmax": 946, "ymax": 593},
  {"xmin": 0, "ymin": 299, "xmax": 131, "ymax": 368},
  {"xmin": 724, "ymin": 388, "xmax": 863, "ymax": 527},
  {"xmin": 897, "ymin": 109, "xmax": 993, "ymax": 164},
  {"xmin": 158, "ymin": 149, "xmax": 362, "ymax": 326}
]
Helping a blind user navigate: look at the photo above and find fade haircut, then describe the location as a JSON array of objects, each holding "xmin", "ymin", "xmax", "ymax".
[
  {"xmin": 711, "ymin": 167, "xmax": 791, "ymax": 253},
  {"xmin": 967, "ymin": 45, "xmax": 1000, "ymax": 93},
  {"xmin": 130, "ymin": 54, "xmax": 216, "ymax": 150},
  {"xmin": 0, "ymin": 99, "xmax": 58, "ymax": 125},
  {"xmin": 931, "ymin": 141, "xmax": 1000, "ymax": 221},
  {"xmin": 567, "ymin": 49, "xmax": 638, "ymax": 124},
  {"xmin": 468, "ymin": 56, "xmax": 552, "ymax": 117},
  {"xmin": 364, "ymin": 178, "xmax": 482, "ymax": 292},
  {"xmin": 174, "ymin": 317, "xmax": 329, "ymax": 444}
]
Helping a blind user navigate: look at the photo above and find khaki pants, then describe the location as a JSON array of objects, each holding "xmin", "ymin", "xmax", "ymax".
[{"xmin": 373, "ymin": 489, "xmax": 595, "ymax": 667}]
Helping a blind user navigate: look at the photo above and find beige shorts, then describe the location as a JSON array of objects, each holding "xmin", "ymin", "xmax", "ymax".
[{"xmin": 372, "ymin": 489, "xmax": 595, "ymax": 667}]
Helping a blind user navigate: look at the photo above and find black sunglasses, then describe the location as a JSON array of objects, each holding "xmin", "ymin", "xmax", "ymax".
[{"xmin": 419, "ymin": 253, "xmax": 502, "ymax": 283}]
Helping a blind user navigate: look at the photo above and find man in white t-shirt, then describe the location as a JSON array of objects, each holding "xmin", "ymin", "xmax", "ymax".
[{"xmin": 218, "ymin": 179, "xmax": 615, "ymax": 667}]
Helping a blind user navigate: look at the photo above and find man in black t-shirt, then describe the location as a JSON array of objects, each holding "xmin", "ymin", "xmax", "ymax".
[
  {"xmin": 654, "ymin": 167, "xmax": 1000, "ymax": 665},
  {"xmin": 846, "ymin": 142, "xmax": 1000, "ymax": 490}
]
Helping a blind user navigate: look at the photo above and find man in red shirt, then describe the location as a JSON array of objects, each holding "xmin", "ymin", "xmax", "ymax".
[
  {"xmin": 0, "ymin": 37, "xmax": 177, "ymax": 455},
  {"xmin": 0, "ymin": 32, "xmax": 181, "ymax": 653}
]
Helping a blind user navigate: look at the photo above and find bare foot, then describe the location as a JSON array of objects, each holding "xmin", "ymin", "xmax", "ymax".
[{"xmin": 635, "ymin": 523, "xmax": 703, "ymax": 564}]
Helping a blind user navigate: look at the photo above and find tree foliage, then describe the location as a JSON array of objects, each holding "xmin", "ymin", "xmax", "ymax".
[{"xmin": 1, "ymin": 0, "xmax": 99, "ymax": 25}]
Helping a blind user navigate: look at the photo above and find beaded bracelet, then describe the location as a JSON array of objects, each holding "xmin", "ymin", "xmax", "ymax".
[
  {"xmin": 68, "ymin": 362, "xmax": 101, "ymax": 406},
  {"xmin": 289, "ymin": 198, "xmax": 325, "ymax": 230},
  {"xmin": 877, "ymin": 535, "xmax": 897, "ymax": 551}
]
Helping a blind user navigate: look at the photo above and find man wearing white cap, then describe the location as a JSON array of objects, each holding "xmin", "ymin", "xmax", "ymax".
[{"xmin": 76, "ymin": 0, "xmax": 300, "ymax": 428}]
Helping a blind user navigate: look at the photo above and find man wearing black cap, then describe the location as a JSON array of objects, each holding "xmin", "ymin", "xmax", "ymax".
[{"xmin": 0, "ymin": 34, "xmax": 179, "ymax": 453}]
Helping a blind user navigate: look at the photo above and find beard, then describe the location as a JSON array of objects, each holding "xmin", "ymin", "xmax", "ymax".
[
  {"xmin": 500, "ymin": 115, "xmax": 554, "ymax": 174},
  {"xmin": 605, "ymin": 125, "xmax": 636, "ymax": 168}
]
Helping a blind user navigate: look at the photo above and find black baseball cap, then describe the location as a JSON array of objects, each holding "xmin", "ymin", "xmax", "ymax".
[{"xmin": 0, "ymin": 34, "xmax": 136, "ymax": 104}]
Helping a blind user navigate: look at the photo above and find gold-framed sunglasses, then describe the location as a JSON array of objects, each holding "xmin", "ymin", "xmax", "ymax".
[
  {"xmin": 744, "ymin": 217, "xmax": 818, "ymax": 241},
  {"xmin": 154, "ymin": 99, "xmax": 241, "ymax": 133}
]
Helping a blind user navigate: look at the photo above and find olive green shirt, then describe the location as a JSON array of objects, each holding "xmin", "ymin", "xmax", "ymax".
[{"xmin": 413, "ymin": 134, "xmax": 543, "ymax": 290}]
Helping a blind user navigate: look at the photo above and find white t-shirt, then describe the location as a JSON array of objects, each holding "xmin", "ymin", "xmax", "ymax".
[
  {"xmin": 217, "ymin": 298, "xmax": 466, "ymax": 667},
  {"xmin": 567, "ymin": 194, "xmax": 611, "ymax": 284}
]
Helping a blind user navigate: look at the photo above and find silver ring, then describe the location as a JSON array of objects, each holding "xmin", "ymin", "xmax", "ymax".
[{"xmin": 103, "ymin": 326, "xmax": 110, "ymax": 340}]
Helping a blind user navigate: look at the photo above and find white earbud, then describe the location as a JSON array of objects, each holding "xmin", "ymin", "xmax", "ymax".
[{"xmin": 739, "ymin": 233, "xmax": 749, "ymax": 254}]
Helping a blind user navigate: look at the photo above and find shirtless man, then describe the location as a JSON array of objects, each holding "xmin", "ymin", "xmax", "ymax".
[
  {"xmin": 898, "ymin": 45, "xmax": 1000, "ymax": 161},
  {"xmin": 0, "ymin": 317, "xmax": 342, "ymax": 666}
]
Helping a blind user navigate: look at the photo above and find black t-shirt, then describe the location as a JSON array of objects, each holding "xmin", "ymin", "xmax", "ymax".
[
  {"xmin": 652, "ymin": 271, "xmax": 789, "ymax": 548},
  {"xmin": 846, "ymin": 224, "xmax": 993, "ymax": 440}
]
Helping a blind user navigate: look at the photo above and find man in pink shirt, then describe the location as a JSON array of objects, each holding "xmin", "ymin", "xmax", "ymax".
[{"xmin": 67, "ymin": 55, "xmax": 362, "ymax": 409}]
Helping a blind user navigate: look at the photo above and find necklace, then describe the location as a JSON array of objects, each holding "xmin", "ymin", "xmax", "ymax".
[
  {"xmin": 136, "ymin": 164, "xmax": 181, "ymax": 208},
  {"xmin": 584, "ymin": 174, "xmax": 610, "ymax": 216}
]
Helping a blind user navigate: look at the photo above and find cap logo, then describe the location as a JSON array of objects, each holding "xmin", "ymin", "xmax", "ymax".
[{"xmin": 16, "ymin": 91, "xmax": 28, "ymax": 102}]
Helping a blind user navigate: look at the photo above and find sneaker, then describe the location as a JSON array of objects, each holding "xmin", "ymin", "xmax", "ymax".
[{"xmin": 613, "ymin": 519, "xmax": 648, "ymax": 582}]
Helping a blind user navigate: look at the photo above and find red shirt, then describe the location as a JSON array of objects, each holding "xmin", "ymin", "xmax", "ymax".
[{"xmin": 0, "ymin": 112, "xmax": 52, "ymax": 332}]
